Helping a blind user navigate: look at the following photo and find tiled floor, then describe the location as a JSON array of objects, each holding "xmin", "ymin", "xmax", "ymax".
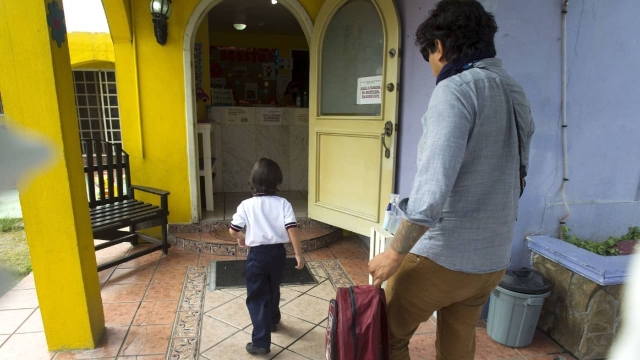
[
  {"xmin": 0, "ymin": 236, "xmax": 577, "ymax": 359},
  {"xmin": 202, "ymin": 191, "xmax": 308, "ymax": 221}
]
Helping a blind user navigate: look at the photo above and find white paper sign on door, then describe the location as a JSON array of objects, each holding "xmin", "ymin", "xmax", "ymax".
[{"xmin": 357, "ymin": 76, "xmax": 383, "ymax": 105}]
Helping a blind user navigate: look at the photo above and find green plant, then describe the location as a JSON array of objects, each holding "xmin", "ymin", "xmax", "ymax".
[
  {"xmin": 561, "ymin": 226, "xmax": 640, "ymax": 256},
  {"xmin": 0, "ymin": 218, "xmax": 23, "ymax": 233}
]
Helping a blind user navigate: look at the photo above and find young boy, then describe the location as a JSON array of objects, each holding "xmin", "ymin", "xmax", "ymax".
[{"xmin": 228, "ymin": 158, "xmax": 305, "ymax": 355}]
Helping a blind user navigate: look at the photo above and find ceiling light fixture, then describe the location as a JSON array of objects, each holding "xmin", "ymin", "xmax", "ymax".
[
  {"xmin": 271, "ymin": 0, "xmax": 278, "ymax": 4},
  {"xmin": 233, "ymin": 23, "xmax": 247, "ymax": 31}
]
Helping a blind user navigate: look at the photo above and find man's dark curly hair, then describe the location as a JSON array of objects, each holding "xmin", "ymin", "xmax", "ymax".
[{"xmin": 416, "ymin": 0, "xmax": 498, "ymax": 63}]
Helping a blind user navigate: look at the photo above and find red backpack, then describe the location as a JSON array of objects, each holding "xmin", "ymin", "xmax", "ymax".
[{"xmin": 325, "ymin": 285, "xmax": 391, "ymax": 360}]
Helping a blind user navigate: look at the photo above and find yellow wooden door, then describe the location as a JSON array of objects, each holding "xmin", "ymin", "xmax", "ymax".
[{"xmin": 309, "ymin": 0, "xmax": 400, "ymax": 235}]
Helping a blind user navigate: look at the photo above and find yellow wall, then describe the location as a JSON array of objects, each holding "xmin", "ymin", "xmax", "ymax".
[
  {"xmin": 0, "ymin": 0, "xmax": 105, "ymax": 349},
  {"xmin": 68, "ymin": 32, "xmax": 115, "ymax": 68},
  {"xmin": 105, "ymin": 0, "xmax": 325, "ymax": 223}
]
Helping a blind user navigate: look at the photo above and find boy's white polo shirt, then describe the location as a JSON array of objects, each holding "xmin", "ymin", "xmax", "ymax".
[{"xmin": 229, "ymin": 195, "xmax": 297, "ymax": 247}]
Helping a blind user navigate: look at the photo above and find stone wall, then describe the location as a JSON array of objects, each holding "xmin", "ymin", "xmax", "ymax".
[{"xmin": 533, "ymin": 254, "xmax": 623, "ymax": 359}]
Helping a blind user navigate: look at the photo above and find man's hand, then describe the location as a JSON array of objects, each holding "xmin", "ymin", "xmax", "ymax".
[
  {"xmin": 294, "ymin": 254, "xmax": 305, "ymax": 270},
  {"xmin": 369, "ymin": 250, "xmax": 405, "ymax": 287},
  {"xmin": 368, "ymin": 218, "xmax": 430, "ymax": 287}
]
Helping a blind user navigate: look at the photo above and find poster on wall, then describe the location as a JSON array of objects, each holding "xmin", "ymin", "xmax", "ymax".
[
  {"xmin": 226, "ymin": 107, "xmax": 252, "ymax": 124},
  {"xmin": 278, "ymin": 57, "xmax": 293, "ymax": 71},
  {"xmin": 277, "ymin": 75, "xmax": 292, "ymax": 99},
  {"xmin": 356, "ymin": 75, "xmax": 383, "ymax": 105},
  {"xmin": 262, "ymin": 63, "xmax": 276, "ymax": 81},
  {"xmin": 259, "ymin": 108, "xmax": 284, "ymax": 125},
  {"xmin": 210, "ymin": 46, "xmax": 278, "ymax": 104},
  {"xmin": 245, "ymin": 83, "xmax": 258, "ymax": 101}
]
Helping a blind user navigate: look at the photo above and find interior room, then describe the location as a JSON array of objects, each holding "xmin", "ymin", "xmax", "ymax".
[{"xmin": 195, "ymin": 0, "xmax": 310, "ymax": 222}]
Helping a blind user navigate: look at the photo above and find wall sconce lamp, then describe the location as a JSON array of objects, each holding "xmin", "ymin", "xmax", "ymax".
[{"xmin": 150, "ymin": 0, "xmax": 172, "ymax": 45}]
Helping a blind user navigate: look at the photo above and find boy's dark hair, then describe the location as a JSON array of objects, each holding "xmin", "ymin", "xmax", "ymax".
[
  {"xmin": 416, "ymin": 0, "xmax": 498, "ymax": 63},
  {"xmin": 249, "ymin": 158, "xmax": 283, "ymax": 195}
]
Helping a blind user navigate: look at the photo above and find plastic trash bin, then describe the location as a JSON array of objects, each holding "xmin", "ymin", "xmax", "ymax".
[{"xmin": 486, "ymin": 268, "xmax": 552, "ymax": 347}]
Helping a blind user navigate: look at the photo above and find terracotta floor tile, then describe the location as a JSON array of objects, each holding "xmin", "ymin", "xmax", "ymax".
[
  {"xmin": 152, "ymin": 266, "xmax": 188, "ymax": 283},
  {"xmin": 474, "ymin": 329, "xmax": 521, "ymax": 359},
  {"xmin": 202, "ymin": 230, "xmax": 236, "ymax": 243},
  {"xmin": 16, "ymin": 309, "xmax": 43, "ymax": 333},
  {"xmin": 338, "ymin": 259, "xmax": 369, "ymax": 273},
  {"xmin": 116, "ymin": 251, "xmax": 162, "ymax": 269},
  {"xmin": 103, "ymin": 303, "xmax": 139, "ymax": 326},
  {"xmin": 174, "ymin": 232, "xmax": 202, "ymax": 241},
  {"xmin": 331, "ymin": 247, "xmax": 369, "ymax": 260},
  {"xmin": 415, "ymin": 319, "xmax": 437, "ymax": 334},
  {"xmin": 348, "ymin": 273, "xmax": 371, "ymax": 286},
  {"xmin": 280, "ymin": 295, "xmax": 329, "ymax": 324},
  {"xmin": 0, "ymin": 289, "xmax": 39, "ymax": 310},
  {"xmin": 201, "ymin": 331, "xmax": 283, "ymax": 360},
  {"xmin": 207, "ymin": 297, "xmax": 252, "ymax": 329},
  {"xmin": 409, "ymin": 333, "xmax": 438, "ymax": 359},
  {"xmin": 308, "ymin": 248, "xmax": 335, "ymax": 261},
  {"xmin": 0, "ymin": 309, "xmax": 34, "ymax": 335},
  {"xmin": 272, "ymin": 350, "xmax": 308, "ymax": 359},
  {"xmin": 203, "ymin": 290, "xmax": 236, "ymax": 312},
  {"xmin": 288, "ymin": 326, "xmax": 326, "ymax": 360},
  {"xmin": 0, "ymin": 332, "xmax": 51, "ymax": 360},
  {"xmin": 328, "ymin": 237, "xmax": 365, "ymax": 251},
  {"xmin": 199, "ymin": 316, "xmax": 241, "ymax": 353},
  {"xmin": 54, "ymin": 326, "xmax": 128, "ymax": 359},
  {"xmin": 159, "ymin": 253, "xmax": 200, "ymax": 267},
  {"xmin": 101, "ymin": 283, "xmax": 148, "ymax": 303},
  {"xmin": 516, "ymin": 331, "xmax": 564, "ymax": 356},
  {"xmin": 144, "ymin": 282, "xmax": 183, "ymax": 301},
  {"xmin": 133, "ymin": 301, "xmax": 178, "ymax": 325},
  {"xmin": 244, "ymin": 313, "xmax": 315, "ymax": 349},
  {"xmin": 98, "ymin": 268, "xmax": 116, "ymax": 286},
  {"xmin": 306, "ymin": 280, "xmax": 336, "ymax": 301},
  {"xmin": 107, "ymin": 266, "xmax": 157, "ymax": 285},
  {"xmin": 11, "ymin": 274, "xmax": 35, "ymax": 290},
  {"xmin": 120, "ymin": 324, "xmax": 172, "ymax": 356},
  {"xmin": 303, "ymin": 228, "xmax": 336, "ymax": 240}
]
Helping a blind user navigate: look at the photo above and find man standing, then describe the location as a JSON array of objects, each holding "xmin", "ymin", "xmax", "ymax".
[{"xmin": 369, "ymin": 1, "xmax": 535, "ymax": 359}]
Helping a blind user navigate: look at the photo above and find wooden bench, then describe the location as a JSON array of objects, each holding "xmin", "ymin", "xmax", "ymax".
[{"xmin": 82, "ymin": 139, "xmax": 170, "ymax": 271}]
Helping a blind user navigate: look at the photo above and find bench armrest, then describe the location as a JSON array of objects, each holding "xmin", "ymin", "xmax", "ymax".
[{"xmin": 130, "ymin": 185, "xmax": 170, "ymax": 196}]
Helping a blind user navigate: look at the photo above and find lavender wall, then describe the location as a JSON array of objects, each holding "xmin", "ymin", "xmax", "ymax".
[{"xmin": 395, "ymin": 0, "xmax": 640, "ymax": 269}]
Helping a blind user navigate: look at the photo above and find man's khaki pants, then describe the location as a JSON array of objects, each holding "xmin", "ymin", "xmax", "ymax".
[{"xmin": 386, "ymin": 254, "xmax": 506, "ymax": 360}]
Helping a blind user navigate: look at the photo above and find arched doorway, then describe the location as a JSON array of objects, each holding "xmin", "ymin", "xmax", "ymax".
[{"xmin": 183, "ymin": 0, "xmax": 313, "ymax": 222}]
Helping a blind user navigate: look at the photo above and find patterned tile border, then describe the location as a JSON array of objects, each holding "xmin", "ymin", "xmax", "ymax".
[
  {"xmin": 169, "ymin": 228, "xmax": 343, "ymax": 256},
  {"xmin": 165, "ymin": 260, "xmax": 351, "ymax": 359},
  {"xmin": 168, "ymin": 217, "xmax": 332, "ymax": 234},
  {"xmin": 168, "ymin": 266, "xmax": 207, "ymax": 360}
]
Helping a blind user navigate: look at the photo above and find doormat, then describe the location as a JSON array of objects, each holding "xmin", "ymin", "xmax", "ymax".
[{"xmin": 209, "ymin": 258, "xmax": 316, "ymax": 290}]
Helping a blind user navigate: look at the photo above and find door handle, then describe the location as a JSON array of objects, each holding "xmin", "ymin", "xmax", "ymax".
[{"xmin": 381, "ymin": 121, "xmax": 393, "ymax": 159}]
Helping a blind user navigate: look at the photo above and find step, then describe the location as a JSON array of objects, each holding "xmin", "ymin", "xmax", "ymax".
[{"xmin": 168, "ymin": 218, "xmax": 342, "ymax": 257}]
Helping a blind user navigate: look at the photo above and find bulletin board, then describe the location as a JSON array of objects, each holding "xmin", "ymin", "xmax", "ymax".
[{"xmin": 210, "ymin": 46, "xmax": 278, "ymax": 106}]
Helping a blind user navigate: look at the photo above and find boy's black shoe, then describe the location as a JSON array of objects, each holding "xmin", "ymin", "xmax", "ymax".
[{"xmin": 246, "ymin": 342, "xmax": 270, "ymax": 355}]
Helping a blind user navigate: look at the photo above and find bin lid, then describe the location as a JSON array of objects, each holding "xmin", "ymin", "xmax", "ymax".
[{"xmin": 498, "ymin": 268, "xmax": 552, "ymax": 295}]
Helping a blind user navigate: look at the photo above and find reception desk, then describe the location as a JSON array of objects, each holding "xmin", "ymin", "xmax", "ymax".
[{"xmin": 208, "ymin": 106, "xmax": 309, "ymax": 193}]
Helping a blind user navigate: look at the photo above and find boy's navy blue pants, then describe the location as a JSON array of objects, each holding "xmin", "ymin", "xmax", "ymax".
[{"xmin": 246, "ymin": 243, "xmax": 286, "ymax": 348}]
